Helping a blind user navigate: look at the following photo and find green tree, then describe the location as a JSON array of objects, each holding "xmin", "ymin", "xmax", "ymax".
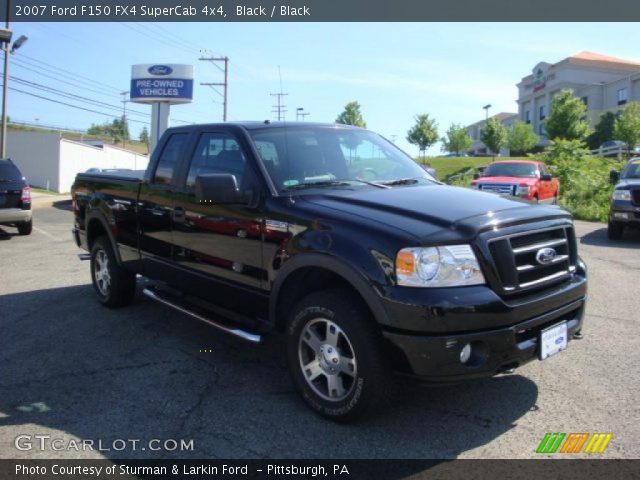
[
  {"xmin": 614, "ymin": 102, "xmax": 640, "ymax": 157},
  {"xmin": 480, "ymin": 117, "xmax": 508, "ymax": 159},
  {"xmin": 508, "ymin": 120, "xmax": 539, "ymax": 155},
  {"xmin": 335, "ymin": 101, "xmax": 367, "ymax": 128},
  {"xmin": 87, "ymin": 116, "xmax": 130, "ymax": 145},
  {"xmin": 406, "ymin": 114, "xmax": 439, "ymax": 159},
  {"xmin": 441, "ymin": 123, "xmax": 472, "ymax": 156},
  {"xmin": 544, "ymin": 89, "xmax": 590, "ymax": 142},
  {"xmin": 587, "ymin": 111, "xmax": 617, "ymax": 150},
  {"xmin": 139, "ymin": 126, "xmax": 150, "ymax": 149}
]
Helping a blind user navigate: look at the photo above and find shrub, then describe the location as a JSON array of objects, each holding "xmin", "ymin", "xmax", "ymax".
[{"xmin": 532, "ymin": 139, "xmax": 624, "ymax": 222}]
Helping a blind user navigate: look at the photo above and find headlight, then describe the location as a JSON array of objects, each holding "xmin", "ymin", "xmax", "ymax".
[
  {"xmin": 396, "ymin": 245, "xmax": 485, "ymax": 287},
  {"xmin": 516, "ymin": 185, "xmax": 531, "ymax": 196},
  {"xmin": 612, "ymin": 190, "xmax": 631, "ymax": 201}
]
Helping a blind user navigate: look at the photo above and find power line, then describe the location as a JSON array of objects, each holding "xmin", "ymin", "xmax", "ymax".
[
  {"xmin": 200, "ymin": 55, "xmax": 229, "ymax": 121},
  {"xmin": 7, "ymin": 86, "xmax": 150, "ymax": 124},
  {"xmin": 270, "ymin": 93, "xmax": 288, "ymax": 121}
]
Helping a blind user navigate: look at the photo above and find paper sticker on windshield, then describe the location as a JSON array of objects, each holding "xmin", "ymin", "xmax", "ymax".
[
  {"xmin": 265, "ymin": 220, "xmax": 289, "ymax": 232},
  {"xmin": 283, "ymin": 179, "xmax": 299, "ymax": 187}
]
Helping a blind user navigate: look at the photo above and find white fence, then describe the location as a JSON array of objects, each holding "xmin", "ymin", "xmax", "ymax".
[{"xmin": 590, "ymin": 145, "xmax": 626, "ymax": 159}]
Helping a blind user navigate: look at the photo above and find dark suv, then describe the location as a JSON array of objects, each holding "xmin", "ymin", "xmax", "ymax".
[
  {"xmin": 0, "ymin": 159, "xmax": 32, "ymax": 235},
  {"xmin": 608, "ymin": 158, "xmax": 640, "ymax": 240}
]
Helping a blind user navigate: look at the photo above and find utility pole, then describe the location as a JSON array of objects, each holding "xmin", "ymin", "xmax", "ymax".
[
  {"xmin": 270, "ymin": 92, "xmax": 288, "ymax": 121},
  {"xmin": 199, "ymin": 53, "xmax": 229, "ymax": 121},
  {"xmin": 296, "ymin": 107, "xmax": 309, "ymax": 121},
  {"xmin": 120, "ymin": 91, "xmax": 129, "ymax": 148}
]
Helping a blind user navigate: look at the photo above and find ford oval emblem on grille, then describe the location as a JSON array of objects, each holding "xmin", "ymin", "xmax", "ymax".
[
  {"xmin": 148, "ymin": 65, "xmax": 173, "ymax": 76},
  {"xmin": 536, "ymin": 247, "xmax": 557, "ymax": 265}
]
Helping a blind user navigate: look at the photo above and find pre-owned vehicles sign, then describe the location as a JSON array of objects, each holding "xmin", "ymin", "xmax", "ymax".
[{"xmin": 130, "ymin": 64, "xmax": 193, "ymax": 104}]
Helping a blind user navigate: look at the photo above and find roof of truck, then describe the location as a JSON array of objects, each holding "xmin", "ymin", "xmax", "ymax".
[{"xmin": 168, "ymin": 121, "xmax": 363, "ymax": 131}]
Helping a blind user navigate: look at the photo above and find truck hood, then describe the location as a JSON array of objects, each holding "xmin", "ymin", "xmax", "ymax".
[
  {"xmin": 475, "ymin": 176, "xmax": 538, "ymax": 185},
  {"xmin": 298, "ymin": 183, "xmax": 570, "ymax": 243},
  {"xmin": 616, "ymin": 179, "xmax": 640, "ymax": 188}
]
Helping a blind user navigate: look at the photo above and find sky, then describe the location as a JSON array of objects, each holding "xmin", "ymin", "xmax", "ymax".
[{"xmin": 6, "ymin": 22, "xmax": 640, "ymax": 155}]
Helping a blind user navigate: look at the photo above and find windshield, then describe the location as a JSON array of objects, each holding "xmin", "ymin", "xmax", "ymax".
[
  {"xmin": 248, "ymin": 126, "xmax": 435, "ymax": 192},
  {"xmin": 483, "ymin": 162, "xmax": 538, "ymax": 178},
  {"xmin": 621, "ymin": 160, "xmax": 640, "ymax": 179}
]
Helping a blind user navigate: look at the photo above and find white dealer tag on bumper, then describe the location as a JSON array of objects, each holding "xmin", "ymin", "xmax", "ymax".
[{"xmin": 539, "ymin": 321, "xmax": 568, "ymax": 360}]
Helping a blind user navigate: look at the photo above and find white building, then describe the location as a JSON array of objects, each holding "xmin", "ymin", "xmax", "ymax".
[
  {"xmin": 518, "ymin": 51, "xmax": 640, "ymax": 145},
  {"xmin": 7, "ymin": 130, "xmax": 148, "ymax": 193}
]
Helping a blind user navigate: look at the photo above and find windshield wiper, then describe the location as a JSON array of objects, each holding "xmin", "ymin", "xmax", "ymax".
[
  {"xmin": 282, "ymin": 180, "xmax": 352, "ymax": 191},
  {"xmin": 380, "ymin": 177, "xmax": 420, "ymax": 186},
  {"xmin": 350, "ymin": 179, "xmax": 391, "ymax": 189}
]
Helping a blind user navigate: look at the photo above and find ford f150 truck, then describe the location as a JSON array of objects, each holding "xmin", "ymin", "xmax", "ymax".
[
  {"xmin": 471, "ymin": 160, "xmax": 560, "ymax": 203},
  {"xmin": 608, "ymin": 157, "xmax": 640, "ymax": 239},
  {"xmin": 72, "ymin": 122, "xmax": 587, "ymax": 421}
]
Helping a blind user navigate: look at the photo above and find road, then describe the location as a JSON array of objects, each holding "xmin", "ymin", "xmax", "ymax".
[{"xmin": 1, "ymin": 201, "xmax": 639, "ymax": 459}]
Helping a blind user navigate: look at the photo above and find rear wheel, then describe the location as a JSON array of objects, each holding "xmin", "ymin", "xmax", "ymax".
[
  {"xmin": 17, "ymin": 219, "xmax": 32, "ymax": 235},
  {"xmin": 607, "ymin": 221, "xmax": 624, "ymax": 240},
  {"xmin": 90, "ymin": 235, "xmax": 136, "ymax": 308},
  {"xmin": 286, "ymin": 289, "xmax": 393, "ymax": 422}
]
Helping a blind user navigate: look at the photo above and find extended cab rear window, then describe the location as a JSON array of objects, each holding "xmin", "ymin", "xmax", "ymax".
[{"xmin": 154, "ymin": 133, "xmax": 188, "ymax": 184}]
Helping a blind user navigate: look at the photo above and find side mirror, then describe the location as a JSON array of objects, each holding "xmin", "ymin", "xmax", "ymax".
[
  {"xmin": 195, "ymin": 174, "xmax": 249, "ymax": 205},
  {"xmin": 609, "ymin": 169, "xmax": 620, "ymax": 184},
  {"xmin": 540, "ymin": 174, "xmax": 553, "ymax": 181},
  {"xmin": 473, "ymin": 173, "xmax": 480, "ymax": 180}
]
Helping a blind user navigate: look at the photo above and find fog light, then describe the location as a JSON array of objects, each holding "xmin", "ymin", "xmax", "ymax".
[
  {"xmin": 460, "ymin": 343, "xmax": 472, "ymax": 364},
  {"xmin": 613, "ymin": 212, "xmax": 629, "ymax": 220}
]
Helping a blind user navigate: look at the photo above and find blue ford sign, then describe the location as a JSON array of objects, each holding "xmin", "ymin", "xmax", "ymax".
[
  {"xmin": 130, "ymin": 64, "xmax": 194, "ymax": 105},
  {"xmin": 148, "ymin": 65, "xmax": 173, "ymax": 76}
]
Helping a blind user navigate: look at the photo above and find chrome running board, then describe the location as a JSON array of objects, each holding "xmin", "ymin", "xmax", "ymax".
[{"xmin": 142, "ymin": 287, "xmax": 262, "ymax": 343}]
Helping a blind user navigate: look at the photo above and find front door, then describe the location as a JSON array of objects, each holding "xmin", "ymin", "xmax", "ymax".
[{"xmin": 170, "ymin": 131, "xmax": 266, "ymax": 316}]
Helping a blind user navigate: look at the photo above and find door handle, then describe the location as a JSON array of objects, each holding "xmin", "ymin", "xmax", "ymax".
[{"xmin": 173, "ymin": 206, "xmax": 186, "ymax": 221}]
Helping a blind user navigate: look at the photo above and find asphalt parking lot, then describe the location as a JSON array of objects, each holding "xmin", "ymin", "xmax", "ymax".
[{"xmin": 1, "ymin": 199, "xmax": 639, "ymax": 460}]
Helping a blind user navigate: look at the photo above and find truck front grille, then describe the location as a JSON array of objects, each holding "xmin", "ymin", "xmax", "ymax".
[
  {"xmin": 632, "ymin": 189, "xmax": 640, "ymax": 206},
  {"xmin": 488, "ymin": 226, "xmax": 577, "ymax": 295},
  {"xmin": 478, "ymin": 183, "xmax": 517, "ymax": 195}
]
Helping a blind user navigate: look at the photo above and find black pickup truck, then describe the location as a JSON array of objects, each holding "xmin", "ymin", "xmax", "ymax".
[
  {"xmin": 72, "ymin": 122, "xmax": 587, "ymax": 421},
  {"xmin": 608, "ymin": 157, "xmax": 640, "ymax": 239}
]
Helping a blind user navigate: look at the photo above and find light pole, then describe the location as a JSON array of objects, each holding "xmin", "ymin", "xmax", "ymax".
[
  {"xmin": 483, "ymin": 104, "xmax": 492, "ymax": 121},
  {"xmin": 296, "ymin": 107, "xmax": 309, "ymax": 121},
  {"xmin": 0, "ymin": 15, "xmax": 28, "ymax": 158}
]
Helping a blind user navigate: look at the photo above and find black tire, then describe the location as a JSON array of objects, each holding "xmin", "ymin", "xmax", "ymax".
[
  {"xmin": 17, "ymin": 219, "xmax": 32, "ymax": 235},
  {"xmin": 286, "ymin": 289, "xmax": 393, "ymax": 422},
  {"xmin": 90, "ymin": 235, "xmax": 136, "ymax": 308},
  {"xmin": 607, "ymin": 221, "xmax": 624, "ymax": 240}
]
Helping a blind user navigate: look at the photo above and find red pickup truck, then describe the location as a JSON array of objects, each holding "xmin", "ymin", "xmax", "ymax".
[{"xmin": 471, "ymin": 160, "xmax": 560, "ymax": 203}]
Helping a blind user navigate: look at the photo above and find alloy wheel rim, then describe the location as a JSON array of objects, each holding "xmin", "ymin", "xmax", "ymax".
[
  {"xmin": 298, "ymin": 317, "xmax": 357, "ymax": 402},
  {"xmin": 94, "ymin": 250, "xmax": 111, "ymax": 296}
]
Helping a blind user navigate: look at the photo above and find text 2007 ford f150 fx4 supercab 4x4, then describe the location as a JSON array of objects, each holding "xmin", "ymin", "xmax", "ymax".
[{"xmin": 72, "ymin": 122, "xmax": 587, "ymax": 421}]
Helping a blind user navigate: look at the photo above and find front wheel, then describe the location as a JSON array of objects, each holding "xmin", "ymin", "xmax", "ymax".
[
  {"xmin": 90, "ymin": 235, "xmax": 136, "ymax": 308},
  {"xmin": 286, "ymin": 289, "xmax": 393, "ymax": 422},
  {"xmin": 607, "ymin": 221, "xmax": 624, "ymax": 240}
]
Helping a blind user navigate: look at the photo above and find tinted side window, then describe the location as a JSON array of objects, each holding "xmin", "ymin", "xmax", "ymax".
[
  {"xmin": 186, "ymin": 133, "xmax": 247, "ymax": 188},
  {"xmin": 154, "ymin": 133, "xmax": 188, "ymax": 184}
]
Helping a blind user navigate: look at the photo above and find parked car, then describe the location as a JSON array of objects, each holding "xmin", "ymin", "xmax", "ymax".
[
  {"xmin": 72, "ymin": 122, "xmax": 586, "ymax": 421},
  {"xmin": 608, "ymin": 157, "xmax": 640, "ymax": 240},
  {"xmin": 471, "ymin": 160, "xmax": 560, "ymax": 203},
  {"xmin": 0, "ymin": 158, "xmax": 32, "ymax": 235},
  {"xmin": 598, "ymin": 140, "xmax": 640, "ymax": 157}
]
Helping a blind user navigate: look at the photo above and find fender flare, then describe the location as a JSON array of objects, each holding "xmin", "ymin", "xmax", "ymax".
[
  {"xmin": 269, "ymin": 253, "xmax": 391, "ymax": 327},
  {"xmin": 85, "ymin": 208, "xmax": 123, "ymax": 265}
]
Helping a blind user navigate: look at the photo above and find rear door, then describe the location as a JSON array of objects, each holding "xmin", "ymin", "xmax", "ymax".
[{"xmin": 138, "ymin": 132, "xmax": 190, "ymax": 278}]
